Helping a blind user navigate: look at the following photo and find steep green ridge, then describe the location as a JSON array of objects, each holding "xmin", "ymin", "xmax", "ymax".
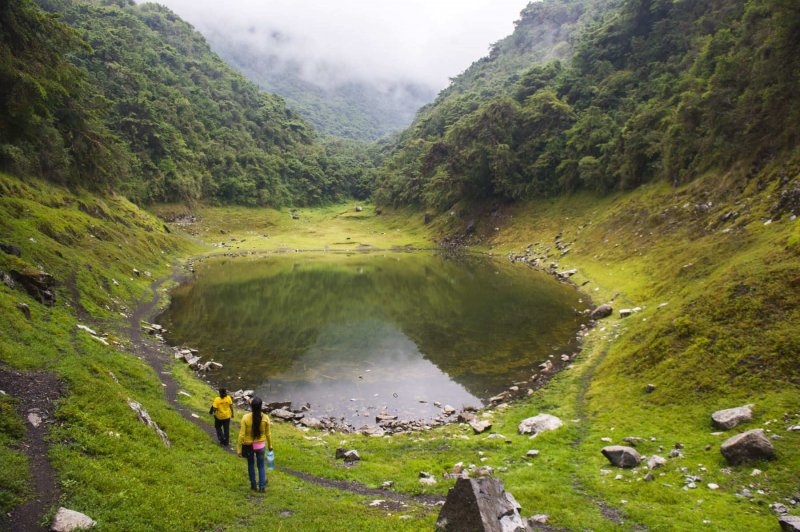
[
  {"xmin": 206, "ymin": 33, "xmax": 436, "ymax": 141},
  {"xmin": 2, "ymin": 0, "xmax": 371, "ymax": 206},
  {"xmin": 377, "ymin": 0, "xmax": 800, "ymax": 208}
]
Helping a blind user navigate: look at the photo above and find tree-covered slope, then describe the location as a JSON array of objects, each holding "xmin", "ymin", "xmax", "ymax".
[
  {"xmin": 206, "ymin": 34, "xmax": 436, "ymax": 141},
  {"xmin": 376, "ymin": 0, "xmax": 800, "ymax": 208},
  {"xmin": 2, "ymin": 0, "xmax": 370, "ymax": 206}
]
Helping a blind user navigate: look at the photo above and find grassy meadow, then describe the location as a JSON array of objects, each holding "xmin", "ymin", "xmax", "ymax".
[{"xmin": 0, "ymin": 169, "xmax": 798, "ymax": 530}]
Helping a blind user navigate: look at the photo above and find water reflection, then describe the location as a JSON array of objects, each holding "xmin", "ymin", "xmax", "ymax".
[{"xmin": 158, "ymin": 252, "xmax": 588, "ymax": 422}]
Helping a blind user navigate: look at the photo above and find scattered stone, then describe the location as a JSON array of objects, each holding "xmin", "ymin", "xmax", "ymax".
[
  {"xmin": 623, "ymin": 437, "xmax": 644, "ymax": 446},
  {"xmin": 16, "ymin": 302, "xmax": 31, "ymax": 320},
  {"xmin": 518, "ymin": 414, "xmax": 563, "ymax": 437},
  {"xmin": 720, "ymin": 429, "xmax": 775, "ymax": 465},
  {"xmin": 10, "ymin": 268, "xmax": 56, "ymax": 306},
  {"xmin": 707, "ymin": 483, "xmax": 719, "ymax": 490},
  {"xmin": 51, "ymin": 507, "xmax": 96, "ymax": 531},
  {"xmin": 528, "ymin": 514, "xmax": 549, "ymax": 525},
  {"xmin": 381, "ymin": 481, "xmax": 394, "ymax": 489},
  {"xmin": 335, "ymin": 448, "xmax": 361, "ymax": 462},
  {"xmin": 355, "ymin": 206, "xmax": 363, "ymax": 212},
  {"xmin": 712, "ymin": 405, "xmax": 754, "ymax": 430},
  {"xmin": 0, "ymin": 243, "xmax": 21, "ymax": 257},
  {"xmin": 442, "ymin": 405, "xmax": 456, "ymax": 415},
  {"xmin": 771, "ymin": 503, "xmax": 789, "ymax": 515},
  {"xmin": 600, "ymin": 437, "xmax": 612, "ymax": 443},
  {"xmin": 601, "ymin": 446, "xmax": 642, "ymax": 468},
  {"xmin": 470, "ymin": 420, "xmax": 492, "ymax": 434},
  {"xmin": 644, "ymin": 472, "xmax": 655, "ymax": 482},
  {"xmin": 458, "ymin": 412, "xmax": 477, "ymax": 423},
  {"xmin": 270, "ymin": 408, "xmax": 297, "ymax": 421},
  {"xmin": 300, "ymin": 417, "xmax": 323, "ymax": 429},
  {"xmin": 619, "ymin": 309, "xmax": 633, "ymax": 318},
  {"xmin": 645, "ymin": 383, "xmax": 656, "ymax": 393},
  {"xmin": 436, "ymin": 478, "xmax": 525, "ymax": 532},
  {"xmin": 778, "ymin": 515, "xmax": 800, "ymax": 531},
  {"xmin": 419, "ymin": 472, "xmax": 437, "ymax": 486},
  {"xmin": 127, "ymin": 399, "xmax": 170, "ymax": 447},
  {"xmin": 133, "ymin": 268, "xmax": 141, "ymax": 276},
  {"xmin": 361, "ymin": 425, "xmax": 386, "ymax": 437},
  {"xmin": 647, "ymin": 455, "xmax": 667, "ymax": 470},
  {"xmin": 590, "ymin": 304, "xmax": 613, "ymax": 320},
  {"xmin": 27, "ymin": 411, "xmax": 43, "ymax": 428},
  {"xmin": 526, "ymin": 450, "xmax": 540, "ymax": 458}
]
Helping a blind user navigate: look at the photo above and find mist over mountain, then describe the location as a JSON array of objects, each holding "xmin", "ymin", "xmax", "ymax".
[{"xmin": 134, "ymin": 0, "xmax": 533, "ymax": 139}]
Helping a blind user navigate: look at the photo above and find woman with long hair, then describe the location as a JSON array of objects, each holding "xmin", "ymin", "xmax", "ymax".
[{"xmin": 236, "ymin": 396, "xmax": 273, "ymax": 492}]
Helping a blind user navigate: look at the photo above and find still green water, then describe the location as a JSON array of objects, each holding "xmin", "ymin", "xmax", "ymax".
[{"xmin": 158, "ymin": 252, "xmax": 588, "ymax": 423}]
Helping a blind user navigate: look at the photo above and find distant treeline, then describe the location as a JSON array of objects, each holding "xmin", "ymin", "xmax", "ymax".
[
  {"xmin": 0, "ymin": 0, "xmax": 375, "ymax": 205},
  {"xmin": 376, "ymin": 0, "xmax": 800, "ymax": 208}
]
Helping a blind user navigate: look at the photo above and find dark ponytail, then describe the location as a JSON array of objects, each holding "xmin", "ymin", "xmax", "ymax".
[{"xmin": 251, "ymin": 396, "xmax": 263, "ymax": 439}]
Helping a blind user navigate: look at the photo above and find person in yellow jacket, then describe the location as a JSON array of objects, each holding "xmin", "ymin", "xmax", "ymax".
[
  {"xmin": 209, "ymin": 388, "xmax": 234, "ymax": 447},
  {"xmin": 237, "ymin": 396, "xmax": 273, "ymax": 492}
]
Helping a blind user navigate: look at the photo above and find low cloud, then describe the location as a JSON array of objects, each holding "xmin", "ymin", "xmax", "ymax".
[{"xmin": 140, "ymin": 0, "xmax": 532, "ymax": 90}]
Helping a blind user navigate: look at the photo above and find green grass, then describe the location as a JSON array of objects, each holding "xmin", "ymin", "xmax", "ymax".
[{"xmin": 1, "ymin": 169, "xmax": 798, "ymax": 530}]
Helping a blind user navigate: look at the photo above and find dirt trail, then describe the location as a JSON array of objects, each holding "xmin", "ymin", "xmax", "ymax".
[
  {"xmin": 129, "ymin": 264, "xmax": 444, "ymax": 507},
  {"xmin": 0, "ymin": 368, "xmax": 65, "ymax": 532}
]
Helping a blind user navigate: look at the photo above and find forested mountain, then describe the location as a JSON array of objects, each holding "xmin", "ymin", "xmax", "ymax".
[
  {"xmin": 1, "ymin": 0, "xmax": 371, "ymax": 205},
  {"xmin": 376, "ymin": 0, "xmax": 800, "ymax": 208},
  {"xmin": 205, "ymin": 33, "xmax": 436, "ymax": 141}
]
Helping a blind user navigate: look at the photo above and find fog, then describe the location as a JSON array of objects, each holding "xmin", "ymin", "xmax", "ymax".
[{"xmin": 141, "ymin": 0, "xmax": 533, "ymax": 91}]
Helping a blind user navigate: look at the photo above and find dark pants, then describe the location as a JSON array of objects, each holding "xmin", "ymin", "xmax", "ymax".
[
  {"xmin": 247, "ymin": 448, "xmax": 266, "ymax": 489},
  {"xmin": 214, "ymin": 418, "xmax": 230, "ymax": 445}
]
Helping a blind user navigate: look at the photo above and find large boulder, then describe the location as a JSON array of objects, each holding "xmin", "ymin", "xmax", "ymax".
[
  {"xmin": 779, "ymin": 515, "xmax": 800, "ymax": 531},
  {"xmin": 436, "ymin": 478, "xmax": 526, "ymax": 532},
  {"xmin": 590, "ymin": 304, "xmax": 613, "ymax": 320},
  {"xmin": 720, "ymin": 429, "xmax": 775, "ymax": 465},
  {"xmin": 470, "ymin": 420, "xmax": 492, "ymax": 434},
  {"xmin": 601, "ymin": 446, "xmax": 642, "ymax": 468},
  {"xmin": 51, "ymin": 507, "xmax": 96, "ymax": 531},
  {"xmin": 517, "ymin": 414, "xmax": 563, "ymax": 436},
  {"xmin": 711, "ymin": 405, "xmax": 753, "ymax": 430}
]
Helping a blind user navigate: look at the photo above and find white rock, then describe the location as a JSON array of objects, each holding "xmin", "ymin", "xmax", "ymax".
[
  {"xmin": 518, "ymin": 414, "xmax": 563, "ymax": 436},
  {"xmin": 707, "ymin": 483, "xmax": 719, "ymax": 490},
  {"xmin": 51, "ymin": 507, "xmax": 96, "ymax": 531},
  {"xmin": 27, "ymin": 412, "xmax": 42, "ymax": 428}
]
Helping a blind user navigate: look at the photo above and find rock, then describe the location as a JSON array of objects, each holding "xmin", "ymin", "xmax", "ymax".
[
  {"xmin": 517, "ymin": 414, "xmax": 563, "ymax": 436},
  {"xmin": 720, "ymin": 429, "xmax": 775, "ymax": 464},
  {"xmin": 381, "ymin": 481, "xmax": 394, "ymax": 489},
  {"xmin": 601, "ymin": 446, "xmax": 642, "ymax": 468},
  {"xmin": 442, "ymin": 405, "xmax": 456, "ymax": 415},
  {"xmin": 355, "ymin": 206, "xmax": 363, "ymax": 212},
  {"xmin": 528, "ymin": 514, "xmax": 549, "ymax": 525},
  {"xmin": 419, "ymin": 471, "xmax": 437, "ymax": 486},
  {"xmin": 771, "ymin": 503, "xmax": 790, "ymax": 515},
  {"xmin": 51, "ymin": 507, "xmax": 96, "ymax": 531},
  {"xmin": 132, "ymin": 268, "xmax": 141, "ymax": 276},
  {"xmin": 590, "ymin": 304, "xmax": 613, "ymax": 320},
  {"xmin": 557, "ymin": 269, "xmax": 577, "ymax": 279},
  {"xmin": 647, "ymin": 455, "xmax": 667, "ymax": 470},
  {"xmin": 489, "ymin": 391, "xmax": 511, "ymax": 403},
  {"xmin": 28, "ymin": 412, "xmax": 42, "ymax": 428},
  {"xmin": 300, "ymin": 417, "xmax": 322, "ymax": 429},
  {"xmin": 376, "ymin": 414, "xmax": 398, "ymax": 423},
  {"xmin": 712, "ymin": 405, "xmax": 753, "ymax": 430},
  {"xmin": 644, "ymin": 472, "xmax": 655, "ymax": 482},
  {"xmin": 361, "ymin": 425, "xmax": 386, "ymax": 437},
  {"xmin": 16, "ymin": 302, "xmax": 31, "ymax": 320},
  {"xmin": 436, "ymin": 478, "xmax": 526, "ymax": 532},
  {"xmin": 526, "ymin": 450, "xmax": 540, "ymax": 458},
  {"xmin": 470, "ymin": 420, "xmax": 492, "ymax": 434},
  {"xmin": 779, "ymin": 515, "xmax": 800, "ymax": 531},
  {"xmin": 270, "ymin": 408, "xmax": 296, "ymax": 421},
  {"xmin": 707, "ymin": 483, "xmax": 719, "ymax": 490},
  {"xmin": 0, "ymin": 243, "xmax": 21, "ymax": 257},
  {"xmin": 127, "ymin": 399, "xmax": 170, "ymax": 447},
  {"xmin": 10, "ymin": 269, "xmax": 56, "ymax": 306},
  {"xmin": 623, "ymin": 437, "xmax": 644, "ymax": 446},
  {"xmin": 343, "ymin": 450, "xmax": 361, "ymax": 462},
  {"xmin": 645, "ymin": 383, "xmax": 656, "ymax": 393},
  {"xmin": 458, "ymin": 412, "xmax": 477, "ymax": 423},
  {"xmin": 619, "ymin": 308, "xmax": 633, "ymax": 318}
]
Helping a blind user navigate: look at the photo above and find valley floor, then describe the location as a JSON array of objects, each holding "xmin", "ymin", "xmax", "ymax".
[{"xmin": 0, "ymin": 169, "xmax": 798, "ymax": 530}]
